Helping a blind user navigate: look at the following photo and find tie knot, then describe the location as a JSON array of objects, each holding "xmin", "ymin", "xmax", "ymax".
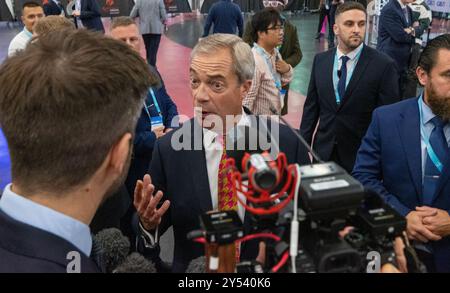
[
  {"xmin": 431, "ymin": 116, "xmax": 446, "ymax": 129},
  {"xmin": 340, "ymin": 55, "xmax": 350, "ymax": 64}
]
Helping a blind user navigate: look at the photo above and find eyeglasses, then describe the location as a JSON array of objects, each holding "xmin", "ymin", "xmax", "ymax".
[
  {"xmin": 263, "ymin": 0, "xmax": 285, "ymax": 7},
  {"xmin": 267, "ymin": 25, "xmax": 284, "ymax": 31}
]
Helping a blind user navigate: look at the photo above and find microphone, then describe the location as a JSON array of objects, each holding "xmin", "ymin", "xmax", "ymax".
[
  {"xmin": 186, "ymin": 256, "xmax": 207, "ymax": 273},
  {"xmin": 268, "ymin": 105, "xmax": 323, "ymax": 163},
  {"xmin": 93, "ymin": 228, "xmax": 130, "ymax": 273},
  {"xmin": 112, "ymin": 253, "xmax": 157, "ymax": 273}
]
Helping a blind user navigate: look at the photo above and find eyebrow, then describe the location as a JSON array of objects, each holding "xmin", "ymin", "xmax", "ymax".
[{"xmin": 189, "ymin": 69, "xmax": 226, "ymax": 79}]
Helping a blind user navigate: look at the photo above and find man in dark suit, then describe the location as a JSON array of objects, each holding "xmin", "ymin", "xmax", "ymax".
[
  {"xmin": 353, "ymin": 34, "xmax": 450, "ymax": 272},
  {"xmin": 72, "ymin": 0, "xmax": 105, "ymax": 33},
  {"xmin": 43, "ymin": 0, "xmax": 65, "ymax": 16},
  {"xmin": 377, "ymin": 0, "xmax": 416, "ymax": 98},
  {"xmin": 300, "ymin": 1, "xmax": 400, "ymax": 173},
  {"xmin": 132, "ymin": 33, "xmax": 310, "ymax": 272},
  {"xmin": 0, "ymin": 29, "xmax": 154, "ymax": 272}
]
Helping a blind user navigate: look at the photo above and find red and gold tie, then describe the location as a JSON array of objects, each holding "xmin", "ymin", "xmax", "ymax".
[{"xmin": 217, "ymin": 135, "xmax": 240, "ymax": 262}]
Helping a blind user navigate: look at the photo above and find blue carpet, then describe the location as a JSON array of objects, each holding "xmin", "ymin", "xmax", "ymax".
[{"xmin": 0, "ymin": 128, "xmax": 11, "ymax": 190}]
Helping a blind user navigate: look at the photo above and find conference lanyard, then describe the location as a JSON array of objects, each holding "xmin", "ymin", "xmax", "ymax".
[
  {"xmin": 23, "ymin": 28, "xmax": 32, "ymax": 38},
  {"xmin": 332, "ymin": 46, "xmax": 363, "ymax": 104},
  {"xmin": 418, "ymin": 96, "xmax": 447, "ymax": 172},
  {"xmin": 143, "ymin": 88, "xmax": 162, "ymax": 121},
  {"xmin": 253, "ymin": 44, "xmax": 285, "ymax": 96}
]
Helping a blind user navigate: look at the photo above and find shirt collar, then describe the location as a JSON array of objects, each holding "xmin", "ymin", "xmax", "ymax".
[
  {"xmin": 336, "ymin": 42, "xmax": 364, "ymax": 61},
  {"xmin": 420, "ymin": 94, "xmax": 439, "ymax": 126},
  {"xmin": 203, "ymin": 109, "xmax": 250, "ymax": 149},
  {"xmin": 253, "ymin": 43, "xmax": 277, "ymax": 59},
  {"xmin": 23, "ymin": 27, "xmax": 33, "ymax": 38},
  {"xmin": 0, "ymin": 184, "xmax": 92, "ymax": 256},
  {"xmin": 397, "ymin": 0, "xmax": 407, "ymax": 9}
]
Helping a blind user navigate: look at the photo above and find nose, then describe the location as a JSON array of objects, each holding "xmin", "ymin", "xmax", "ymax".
[{"xmin": 194, "ymin": 83, "xmax": 210, "ymax": 104}]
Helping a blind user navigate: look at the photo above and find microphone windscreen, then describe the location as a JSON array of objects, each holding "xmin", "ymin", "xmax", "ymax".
[
  {"xmin": 112, "ymin": 253, "xmax": 157, "ymax": 273},
  {"xmin": 185, "ymin": 256, "xmax": 207, "ymax": 273},
  {"xmin": 93, "ymin": 228, "xmax": 130, "ymax": 273}
]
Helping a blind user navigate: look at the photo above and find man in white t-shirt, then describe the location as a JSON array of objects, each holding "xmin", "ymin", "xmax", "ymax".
[{"xmin": 8, "ymin": 1, "xmax": 44, "ymax": 57}]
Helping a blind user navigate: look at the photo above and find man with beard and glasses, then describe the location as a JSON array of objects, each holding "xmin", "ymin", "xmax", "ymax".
[
  {"xmin": 353, "ymin": 34, "xmax": 450, "ymax": 273},
  {"xmin": 300, "ymin": 1, "xmax": 400, "ymax": 173},
  {"xmin": 0, "ymin": 29, "xmax": 155, "ymax": 272}
]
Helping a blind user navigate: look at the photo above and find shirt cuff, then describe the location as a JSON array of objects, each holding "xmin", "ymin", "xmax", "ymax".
[{"xmin": 139, "ymin": 221, "xmax": 159, "ymax": 247}]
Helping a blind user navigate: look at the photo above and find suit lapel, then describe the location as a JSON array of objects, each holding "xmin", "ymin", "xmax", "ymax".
[
  {"xmin": 433, "ymin": 156, "xmax": 450, "ymax": 204},
  {"xmin": 186, "ymin": 119, "xmax": 213, "ymax": 213},
  {"xmin": 338, "ymin": 46, "xmax": 371, "ymax": 110},
  {"xmin": 393, "ymin": 0, "xmax": 408, "ymax": 27},
  {"xmin": 324, "ymin": 48, "xmax": 339, "ymax": 112},
  {"xmin": 397, "ymin": 99, "xmax": 422, "ymax": 202}
]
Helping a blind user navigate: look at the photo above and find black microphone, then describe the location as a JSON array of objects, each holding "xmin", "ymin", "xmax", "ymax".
[
  {"xmin": 268, "ymin": 105, "xmax": 323, "ymax": 163},
  {"xmin": 93, "ymin": 228, "xmax": 130, "ymax": 273},
  {"xmin": 186, "ymin": 256, "xmax": 207, "ymax": 273},
  {"xmin": 112, "ymin": 252, "xmax": 157, "ymax": 273}
]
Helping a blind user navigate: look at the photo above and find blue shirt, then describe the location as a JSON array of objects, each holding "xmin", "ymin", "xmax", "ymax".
[
  {"xmin": 202, "ymin": 0, "xmax": 244, "ymax": 37},
  {"xmin": 419, "ymin": 97, "xmax": 450, "ymax": 180},
  {"xmin": 0, "ymin": 184, "xmax": 92, "ymax": 256}
]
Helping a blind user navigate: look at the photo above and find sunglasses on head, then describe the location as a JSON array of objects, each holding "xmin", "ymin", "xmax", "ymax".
[{"xmin": 263, "ymin": 0, "xmax": 285, "ymax": 7}]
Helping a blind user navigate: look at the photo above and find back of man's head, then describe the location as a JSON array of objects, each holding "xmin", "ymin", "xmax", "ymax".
[
  {"xmin": 33, "ymin": 15, "xmax": 75, "ymax": 36},
  {"xmin": 0, "ymin": 29, "xmax": 156, "ymax": 195}
]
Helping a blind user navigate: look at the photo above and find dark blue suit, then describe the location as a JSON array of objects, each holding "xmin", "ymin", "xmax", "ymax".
[
  {"xmin": 147, "ymin": 112, "xmax": 311, "ymax": 272},
  {"xmin": 78, "ymin": 0, "xmax": 105, "ymax": 33},
  {"xmin": 352, "ymin": 97, "xmax": 450, "ymax": 272},
  {"xmin": 125, "ymin": 67, "xmax": 178, "ymax": 196},
  {"xmin": 0, "ymin": 210, "xmax": 100, "ymax": 273},
  {"xmin": 300, "ymin": 45, "xmax": 400, "ymax": 173},
  {"xmin": 43, "ymin": 0, "xmax": 65, "ymax": 16},
  {"xmin": 377, "ymin": 0, "xmax": 414, "ymax": 74}
]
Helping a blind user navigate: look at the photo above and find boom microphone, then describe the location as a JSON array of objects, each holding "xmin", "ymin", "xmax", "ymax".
[
  {"xmin": 93, "ymin": 228, "xmax": 130, "ymax": 273},
  {"xmin": 185, "ymin": 256, "xmax": 207, "ymax": 273}
]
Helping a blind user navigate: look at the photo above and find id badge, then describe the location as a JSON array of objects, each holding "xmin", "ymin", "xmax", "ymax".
[
  {"xmin": 150, "ymin": 116, "xmax": 164, "ymax": 131},
  {"xmin": 280, "ymin": 89, "xmax": 287, "ymax": 109}
]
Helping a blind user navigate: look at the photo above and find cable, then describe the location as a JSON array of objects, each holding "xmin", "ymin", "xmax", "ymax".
[
  {"xmin": 289, "ymin": 164, "xmax": 301, "ymax": 273},
  {"xmin": 271, "ymin": 251, "xmax": 290, "ymax": 273},
  {"xmin": 236, "ymin": 233, "xmax": 281, "ymax": 243}
]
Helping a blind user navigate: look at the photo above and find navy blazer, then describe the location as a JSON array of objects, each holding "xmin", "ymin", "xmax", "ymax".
[
  {"xmin": 0, "ymin": 210, "xmax": 100, "ymax": 273},
  {"xmin": 352, "ymin": 97, "xmax": 450, "ymax": 272},
  {"xmin": 79, "ymin": 0, "xmax": 105, "ymax": 33},
  {"xmin": 377, "ymin": 0, "xmax": 414, "ymax": 73},
  {"xmin": 43, "ymin": 0, "xmax": 65, "ymax": 16},
  {"xmin": 148, "ymin": 112, "xmax": 311, "ymax": 272},
  {"xmin": 300, "ymin": 45, "xmax": 400, "ymax": 173},
  {"xmin": 125, "ymin": 67, "xmax": 178, "ymax": 195}
]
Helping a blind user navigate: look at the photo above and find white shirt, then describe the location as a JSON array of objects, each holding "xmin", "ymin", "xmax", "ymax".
[
  {"xmin": 333, "ymin": 43, "xmax": 364, "ymax": 94},
  {"xmin": 397, "ymin": 0, "xmax": 407, "ymax": 9},
  {"xmin": 0, "ymin": 184, "xmax": 92, "ymax": 256},
  {"xmin": 203, "ymin": 110, "xmax": 250, "ymax": 222},
  {"xmin": 75, "ymin": 0, "xmax": 83, "ymax": 28},
  {"xmin": 8, "ymin": 28, "xmax": 32, "ymax": 57}
]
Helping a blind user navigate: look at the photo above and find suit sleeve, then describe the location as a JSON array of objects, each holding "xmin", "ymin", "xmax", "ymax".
[
  {"xmin": 80, "ymin": 0, "xmax": 102, "ymax": 18},
  {"xmin": 352, "ymin": 110, "xmax": 412, "ymax": 217},
  {"xmin": 380, "ymin": 8, "xmax": 414, "ymax": 44},
  {"xmin": 299, "ymin": 56, "xmax": 320, "ymax": 146},
  {"xmin": 377, "ymin": 59, "xmax": 401, "ymax": 106},
  {"xmin": 130, "ymin": 2, "xmax": 139, "ymax": 18},
  {"xmin": 159, "ymin": 0, "xmax": 167, "ymax": 22},
  {"xmin": 242, "ymin": 20, "xmax": 254, "ymax": 46},
  {"xmin": 236, "ymin": 7, "xmax": 244, "ymax": 37},
  {"xmin": 148, "ymin": 139, "xmax": 172, "ymax": 236},
  {"xmin": 202, "ymin": 6, "xmax": 215, "ymax": 37},
  {"xmin": 283, "ymin": 26, "xmax": 302, "ymax": 68}
]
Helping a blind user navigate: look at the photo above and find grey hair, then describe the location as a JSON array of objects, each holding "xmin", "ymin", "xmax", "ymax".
[{"xmin": 190, "ymin": 34, "xmax": 255, "ymax": 84}]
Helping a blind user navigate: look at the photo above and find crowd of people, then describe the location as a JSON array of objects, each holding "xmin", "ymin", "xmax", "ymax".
[{"xmin": 0, "ymin": 0, "xmax": 450, "ymax": 273}]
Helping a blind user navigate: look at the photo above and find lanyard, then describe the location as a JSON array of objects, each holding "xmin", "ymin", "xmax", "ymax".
[
  {"xmin": 23, "ymin": 28, "xmax": 32, "ymax": 38},
  {"xmin": 418, "ymin": 96, "xmax": 446, "ymax": 172},
  {"xmin": 143, "ymin": 88, "xmax": 162, "ymax": 122},
  {"xmin": 332, "ymin": 46, "xmax": 363, "ymax": 104},
  {"xmin": 254, "ymin": 44, "xmax": 282, "ymax": 91}
]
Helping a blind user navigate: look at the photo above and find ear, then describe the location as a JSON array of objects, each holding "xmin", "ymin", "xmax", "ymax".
[
  {"xmin": 107, "ymin": 133, "xmax": 132, "ymax": 177},
  {"xmin": 240, "ymin": 80, "xmax": 252, "ymax": 100},
  {"xmin": 416, "ymin": 66, "xmax": 428, "ymax": 87},
  {"xmin": 333, "ymin": 23, "xmax": 338, "ymax": 35}
]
